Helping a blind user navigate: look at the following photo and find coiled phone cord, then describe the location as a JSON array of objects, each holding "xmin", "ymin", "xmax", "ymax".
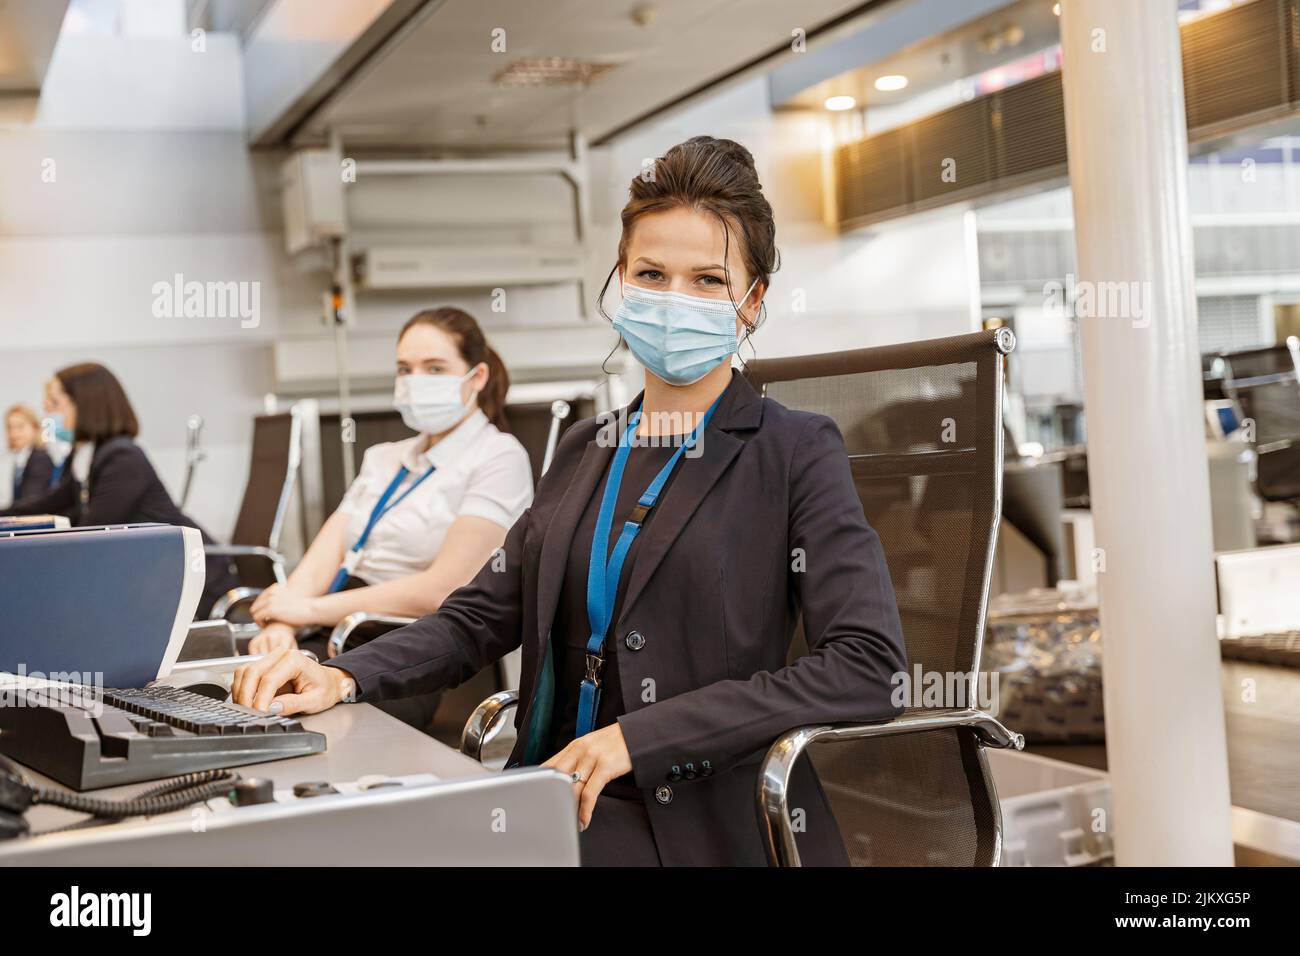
[{"xmin": 1, "ymin": 756, "xmax": 240, "ymax": 824}]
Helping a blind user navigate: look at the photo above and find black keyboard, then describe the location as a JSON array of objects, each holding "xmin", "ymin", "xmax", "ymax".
[
  {"xmin": 0, "ymin": 683, "xmax": 326, "ymax": 790},
  {"xmin": 1220, "ymin": 631, "xmax": 1300, "ymax": 668}
]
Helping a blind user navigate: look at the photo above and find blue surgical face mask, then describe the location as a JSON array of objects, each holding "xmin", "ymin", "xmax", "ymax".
[
  {"xmin": 613, "ymin": 278, "xmax": 759, "ymax": 387},
  {"xmin": 45, "ymin": 413, "xmax": 73, "ymax": 445}
]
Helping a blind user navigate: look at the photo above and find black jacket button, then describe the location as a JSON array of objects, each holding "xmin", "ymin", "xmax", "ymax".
[
  {"xmin": 701, "ymin": 760, "xmax": 713, "ymax": 777},
  {"xmin": 684, "ymin": 762, "xmax": 697, "ymax": 780},
  {"xmin": 654, "ymin": 785, "xmax": 673, "ymax": 805},
  {"xmin": 668, "ymin": 765, "xmax": 683, "ymax": 781},
  {"xmin": 625, "ymin": 630, "xmax": 646, "ymax": 651}
]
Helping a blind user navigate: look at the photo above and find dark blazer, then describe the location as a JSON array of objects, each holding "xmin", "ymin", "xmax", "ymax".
[
  {"xmin": 11, "ymin": 447, "xmax": 55, "ymax": 507},
  {"xmin": 324, "ymin": 371, "xmax": 907, "ymax": 866},
  {"xmin": 0, "ymin": 436, "xmax": 235, "ymax": 618}
]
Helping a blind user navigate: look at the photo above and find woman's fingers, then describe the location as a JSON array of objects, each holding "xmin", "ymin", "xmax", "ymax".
[
  {"xmin": 232, "ymin": 649, "xmax": 289, "ymax": 708},
  {"xmin": 251, "ymin": 651, "xmax": 308, "ymax": 712},
  {"xmin": 270, "ymin": 683, "xmax": 325, "ymax": 716},
  {"xmin": 541, "ymin": 745, "xmax": 586, "ymax": 800},
  {"xmin": 578, "ymin": 763, "xmax": 614, "ymax": 831},
  {"xmin": 231, "ymin": 653, "xmax": 272, "ymax": 706},
  {"xmin": 575, "ymin": 757, "xmax": 606, "ymax": 828},
  {"xmin": 543, "ymin": 739, "xmax": 611, "ymax": 826},
  {"xmin": 249, "ymin": 585, "xmax": 275, "ymax": 615}
]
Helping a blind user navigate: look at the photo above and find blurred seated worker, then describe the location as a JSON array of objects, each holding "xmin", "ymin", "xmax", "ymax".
[
  {"xmin": 0, "ymin": 362, "xmax": 236, "ymax": 618},
  {"xmin": 6, "ymin": 404, "xmax": 54, "ymax": 508},
  {"xmin": 246, "ymin": 308, "xmax": 532, "ymax": 727}
]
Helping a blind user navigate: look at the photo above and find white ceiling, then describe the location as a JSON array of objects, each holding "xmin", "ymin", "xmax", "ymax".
[
  {"xmin": 299, "ymin": 0, "xmax": 887, "ymax": 149},
  {"xmin": 0, "ymin": 0, "xmax": 71, "ymax": 92}
]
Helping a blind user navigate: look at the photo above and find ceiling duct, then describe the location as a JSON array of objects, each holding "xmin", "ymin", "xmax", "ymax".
[{"xmin": 833, "ymin": 0, "xmax": 1300, "ymax": 230}]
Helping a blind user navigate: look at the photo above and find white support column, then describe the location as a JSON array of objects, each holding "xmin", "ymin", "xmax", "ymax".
[{"xmin": 1058, "ymin": 0, "xmax": 1234, "ymax": 865}]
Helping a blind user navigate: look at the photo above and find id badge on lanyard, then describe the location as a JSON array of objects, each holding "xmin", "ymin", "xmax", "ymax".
[
  {"xmin": 574, "ymin": 394, "xmax": 722, "ymax": 738},
  {"xmin": 328, "ymin": 464, "xmax": 436, "ymax": 593}
]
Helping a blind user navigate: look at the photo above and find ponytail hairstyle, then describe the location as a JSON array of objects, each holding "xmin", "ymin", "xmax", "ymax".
[
  {"xmin": 398, "ymin": 307, "xmax": 511, "ymax": 432},
  {"xmin": 597, "ymin": 135, "xmax": 780, "ymax": 343}
]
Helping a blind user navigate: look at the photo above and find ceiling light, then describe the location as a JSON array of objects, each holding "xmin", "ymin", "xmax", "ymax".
[
  {"xmin": 494, "ymin": 57, "xmax": 618, "ymax": 88},
  {"xmin": 874, "ymin": 74, "xmax": 909, "ymax": 92},
  {"xmin": 824, "ymin": 95, "xmax": 857, "ymax": 111},
  {"xmin": 1053, "ymin": 3, "xmax": 1061, "ymax": 15}
]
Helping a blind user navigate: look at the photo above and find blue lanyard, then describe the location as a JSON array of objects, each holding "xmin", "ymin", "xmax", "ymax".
[
  {"xmin": 328, "ymin": 464, "xmax": 435, "ymax": 593},
  {"xmin": 575, "ymin": 396, "xmax": 722, "ymax": 738}
]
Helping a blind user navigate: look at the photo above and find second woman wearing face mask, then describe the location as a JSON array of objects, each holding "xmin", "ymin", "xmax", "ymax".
[{"xmin": 247, "ymin": 308, "xmax": 533, "ymax": 677}]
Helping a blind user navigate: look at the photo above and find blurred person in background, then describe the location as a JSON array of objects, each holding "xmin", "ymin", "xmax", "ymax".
[
  {"xmin": 5, "ymin": 404, "xmax": 54, "ymax": 508},
  {"xmin": 0, "ymin": 362, "xmax": 236, "ymax": 618}
]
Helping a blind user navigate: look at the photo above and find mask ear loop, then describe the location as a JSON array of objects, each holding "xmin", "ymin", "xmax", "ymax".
[
  {"xmin": 602, "ymin": 266, "xmax": 629, "ymax": 376},
  {"xmin": 462, "ymin": 361, "xmax": 489, "ymax": 412},
  {"xmin": 733, "ymin": 277, "xmax": 762, "ymax": 374}
]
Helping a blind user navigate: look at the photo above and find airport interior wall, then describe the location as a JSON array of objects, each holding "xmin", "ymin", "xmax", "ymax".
[{"xmin": 0, "ymin": 28, "xmax": 980, "ymax": 537}]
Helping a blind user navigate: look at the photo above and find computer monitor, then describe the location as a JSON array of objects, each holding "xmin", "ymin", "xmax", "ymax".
[
  {"xmin": 0, "ymin": 524, "xmax": 201, "ymax": 687},
  {"xmin": 1002, "ymin": 462, "xmax": 1066, "ymax": 587},
  {"xmin": 1205, "ymin": 398, "xmax": 1242, "ymax": 439}
]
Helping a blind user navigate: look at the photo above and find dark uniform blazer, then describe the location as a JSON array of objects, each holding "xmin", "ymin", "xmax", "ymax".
[
  {"xmin": 324, "ymin": 371, "xmax": 907, "ymax": 866},
  {"xmin": 11, "ymin": 447, "xmax": 55, "ymax": 507}
]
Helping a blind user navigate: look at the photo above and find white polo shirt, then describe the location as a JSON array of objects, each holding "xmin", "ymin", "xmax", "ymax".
[{"xmin": 336, "ymin": 409, "xmax": 533, "ymax": 584}]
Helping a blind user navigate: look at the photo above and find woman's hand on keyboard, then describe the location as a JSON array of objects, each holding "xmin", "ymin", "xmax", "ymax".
[
  {"xmin": 231, "ymin": 648, "xmax": 355, "ymax": 715},
  {"xmin": 249, "ymin": 622, "xmax": 298, "ymax": 656}
]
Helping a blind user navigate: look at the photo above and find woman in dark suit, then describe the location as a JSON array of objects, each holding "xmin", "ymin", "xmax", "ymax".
[
  {"xmin": 1, "ymin": 363, "xmax": 236, "ymax": 618},
  {"xmin": 232, "ymin": 137, "xmax": 906, "ymax": 866},
  {"xmin": 5, "ymin": 404, "xmax": 55, "ymax": 507}
]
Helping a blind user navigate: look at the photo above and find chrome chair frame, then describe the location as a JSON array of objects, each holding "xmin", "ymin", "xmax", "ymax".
[
  {"xmin": 328, "ymin": 611, "xmax": 417, "ymax": 658},
  {"xmin": 460, "ymin": 690, "xmax": 521, "ymax": 761},
  {"xmin": 757, "ymin": 710, "xmax": 1024, "ymax": 867}
]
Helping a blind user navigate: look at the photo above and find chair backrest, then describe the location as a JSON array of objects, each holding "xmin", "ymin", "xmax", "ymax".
[
  {"xmin": 504, "ymin": 397, "xmax": 597, "ymax": 487},
  {"xmin": 745, "ymin": 328, "xmax": 1012, "ymax": 866},
  {"xmin": 1217, "ymin": 341, "xmax": 1300, "ymax": 501},
  {"xmin": 1218, "ymin": 341, "xmax": 1299, "ymax": 384},
  {"xmin": 318, "ymin": 410, "xmax": 414, "ymax": 515},
  {"xmin": 230, "ymin": 408, "xmax": 302, "ymax": 585}
]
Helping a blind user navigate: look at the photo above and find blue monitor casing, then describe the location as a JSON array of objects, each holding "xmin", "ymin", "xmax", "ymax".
[{"xmin": 0, "ymin": 524, "xmax": 203, "ymax": 688}]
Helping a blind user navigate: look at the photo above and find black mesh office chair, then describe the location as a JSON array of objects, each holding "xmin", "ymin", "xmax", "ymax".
[
  {"xmin": 1219, "ymin": 338, "xmax": 1300, "ymax": 502},
  {"xmin": 459, "ymin": 331, "xmax": 1024, "ymax": 866},
  {"xmin": 207, "ymin": 405, "xmax": 307, "ymax": 623},
  {"xmin": 744, "ymin": 328, "xmax": 1023, "ymax": 866}
]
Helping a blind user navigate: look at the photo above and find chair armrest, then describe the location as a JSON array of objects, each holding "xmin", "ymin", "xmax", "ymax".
[
  {"xmin": 757, "ymin": 708, "xmax": 1024, "ymax": 867},
  {"xmin": 460, "ymin": 690, "xmax": 521, "ymax": 762},
  {"xmin": 204, "ymin": 545, "xmax": 287, "ymax": 585},
  {"xmin": 327, "ymin": 611, "xmax": 417, "ymax": 658},
  {"xmin": 209, "ymin": 586, "xmax": 263, "ymax": 622}
]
